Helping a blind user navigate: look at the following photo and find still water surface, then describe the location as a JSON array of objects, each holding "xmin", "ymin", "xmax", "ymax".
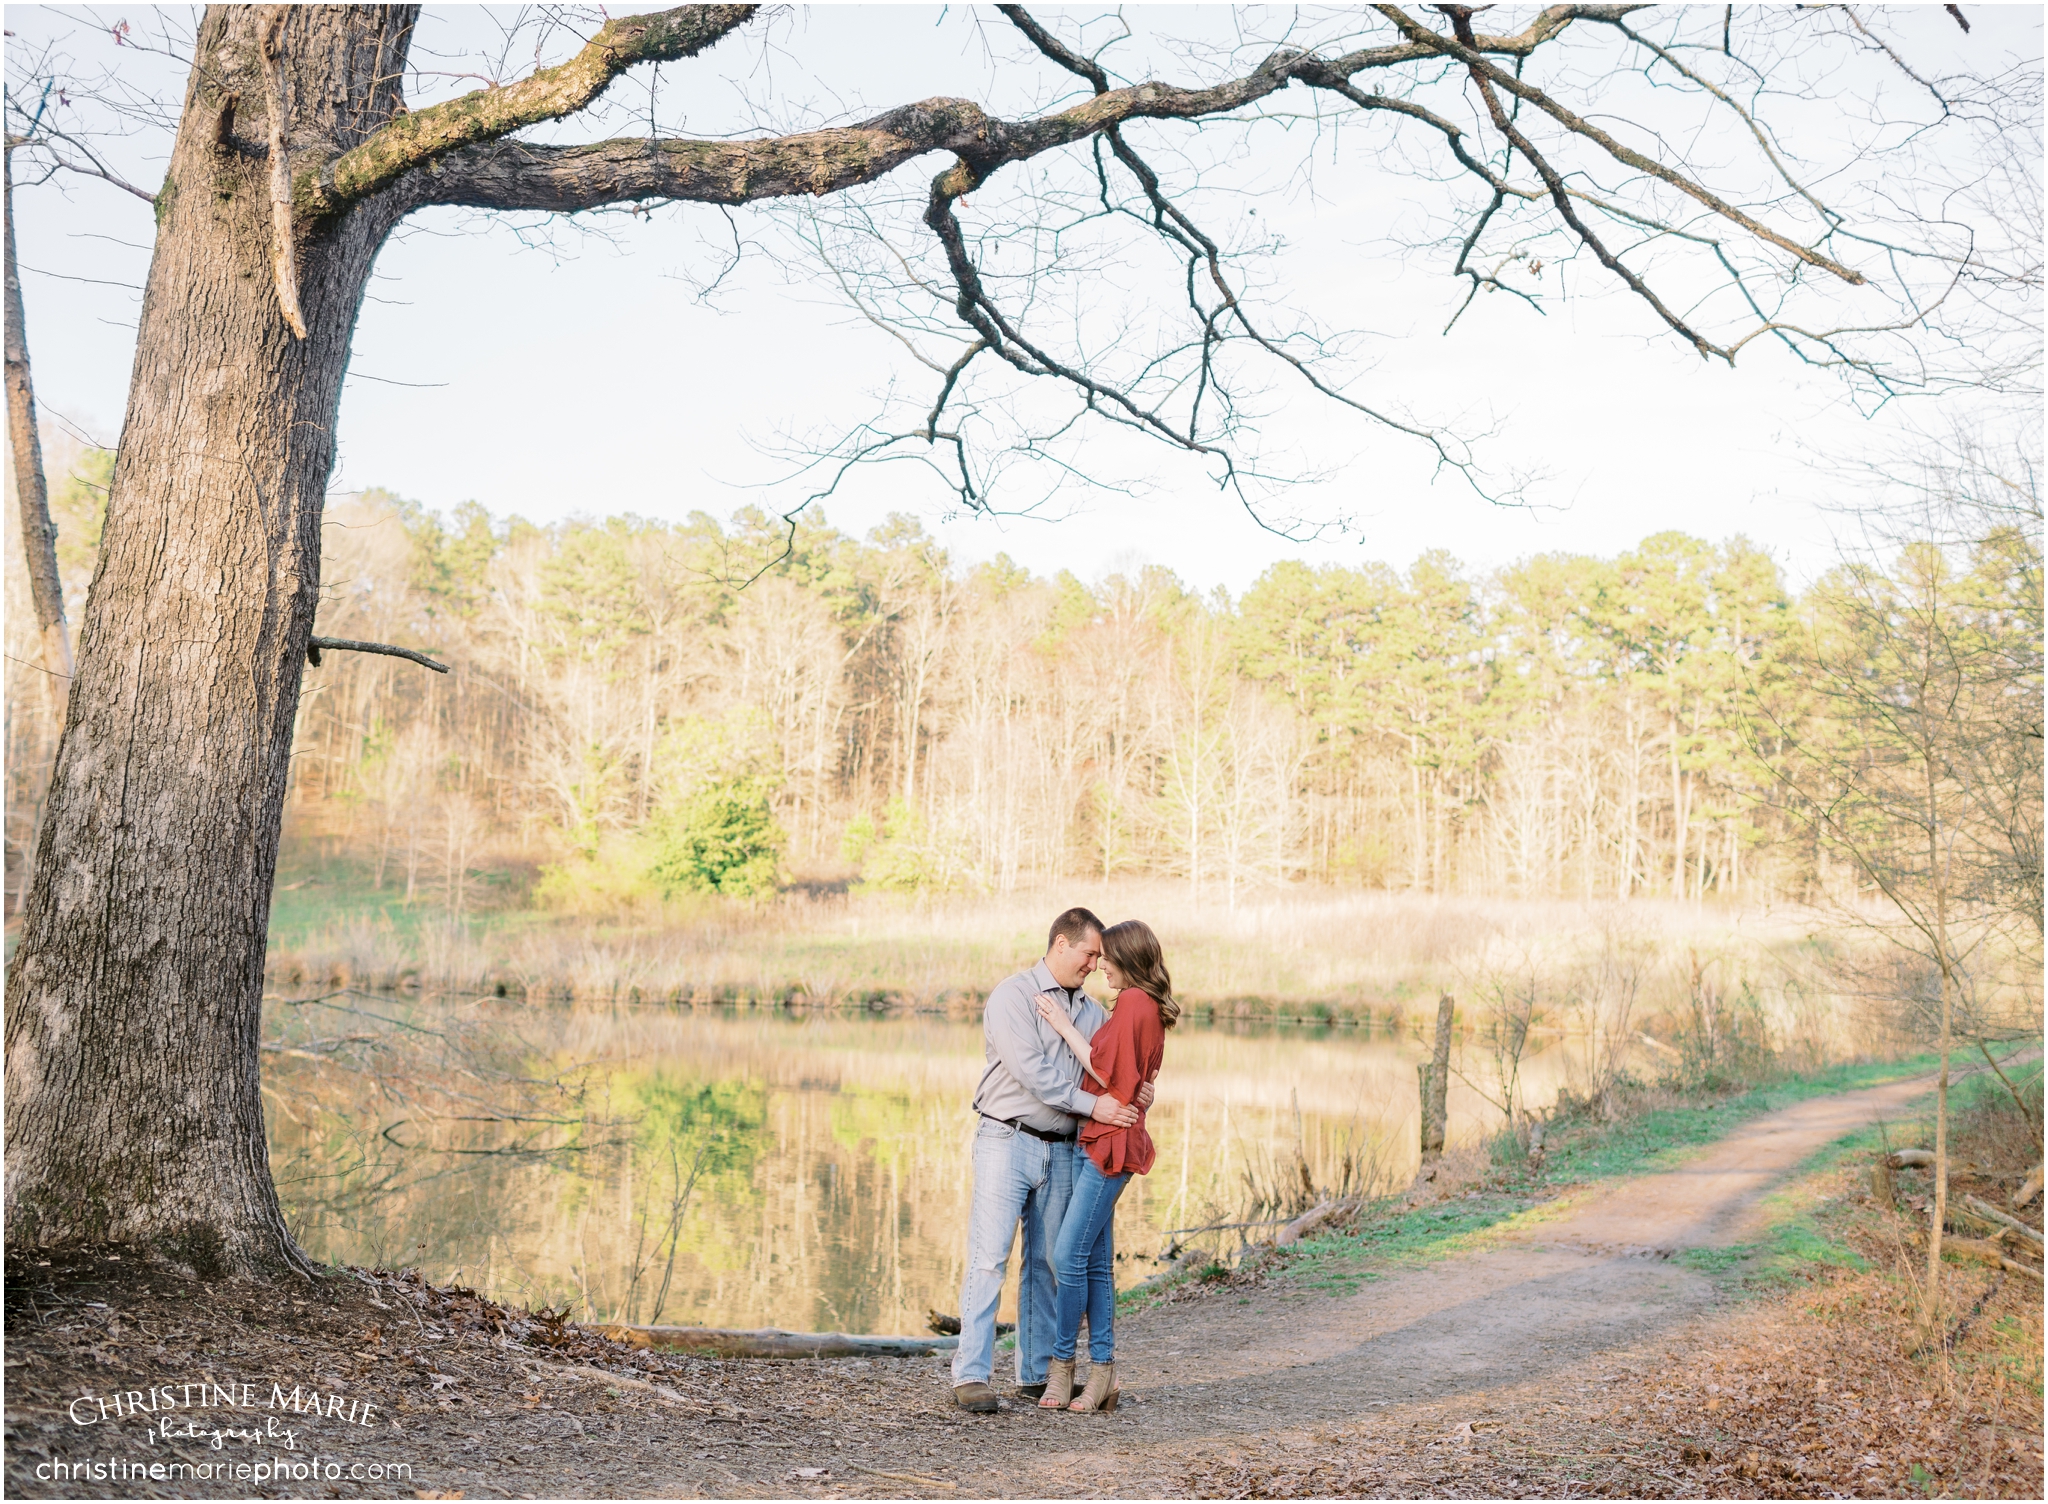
[{"xmin": 267, "ymin": 1000, "xmax": 1570, "ymax": 1335}]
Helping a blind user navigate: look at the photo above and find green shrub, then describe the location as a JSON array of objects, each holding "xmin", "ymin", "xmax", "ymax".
[
  {"xmin": 533, "ymin": 833, "xmax": 663, "ymax": 913},
  {"xmin": 648, "ymin": 775, "xmax": 784, "ymax": 898}
]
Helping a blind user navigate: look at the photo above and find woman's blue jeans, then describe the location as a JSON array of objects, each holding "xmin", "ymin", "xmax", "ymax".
[{"xmin": 1052, "ymin": 1151, "xmax": 1129, "ymax": 1363}]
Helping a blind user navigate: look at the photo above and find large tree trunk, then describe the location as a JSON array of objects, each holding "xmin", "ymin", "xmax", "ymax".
[{"xmin": 3, "ymin": 5, "xmax": 417, "ymax": 1277}]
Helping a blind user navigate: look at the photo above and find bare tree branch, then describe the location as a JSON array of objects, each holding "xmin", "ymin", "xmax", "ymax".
[
  {"xmin": 998, "ymin": 5, "xmax": 1112, "ymax": 94},
  {"xmin": 409, "ymin": 54, "xmax": 1315, "ymax": 215},
  {"xmin": 3, "ymin": 123, "xmax": 156, "ymax": 202},
  {"xmin": 296, "ymin": 5, "xmax": 759, "ymax": 220},
  {"xmin": 1380, "ymin": 5, "xmax": 1867, "ymax": 285},
  {"xmin": 1437, "ymin": 5, "xmax": 1725, "ymax": 360}
]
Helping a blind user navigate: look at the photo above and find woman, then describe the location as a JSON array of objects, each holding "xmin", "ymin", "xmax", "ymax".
[{"xmin": 1032, "ymin": 918, "xmax": 1177, "ymax": 1413}]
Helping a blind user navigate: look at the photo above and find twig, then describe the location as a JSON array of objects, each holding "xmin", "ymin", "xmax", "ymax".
[
  {"xmin": 1159, "ymin": 1216, "xmax": 1290, "ymax": 1236},
  {"xmin": 277, "ymin": 994, "xmax": 445, "ymax": 1036},
  {"xmin": 848, "ymin": 1463, "xmax": 954, "ymax": 1490},
  {"xmin": 1976, "ymin": 1040, "xmax": 2040, "ymax": 1133},
  {"xmin": 259, "ymin": 1033, "xmax": 378, "ymax": 1054},
  {"xmin": 560, "ymin": 1364, "xmax": 721, "ymax": 1413},
  {"xmin": 648, "ymin": 1139, "xmax": 711, "ymax": 1325}
]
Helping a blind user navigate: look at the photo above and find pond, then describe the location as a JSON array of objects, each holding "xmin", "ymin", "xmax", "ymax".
[{"xmin": 265, "ymin": 997, "xmax": 1576, "ymax": 1336}]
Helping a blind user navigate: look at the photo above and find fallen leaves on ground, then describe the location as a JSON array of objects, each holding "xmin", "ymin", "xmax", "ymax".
[{"xmin": 1178, "ymin": 1162, "xmax": 2043, "ymax": 1499}]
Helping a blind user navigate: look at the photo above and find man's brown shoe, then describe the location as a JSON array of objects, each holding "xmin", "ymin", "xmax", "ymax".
[
  {"xmin": 1015, "ymin": 1382, "xmax": 1049, "ymax": 1402},
  {"xmin": 952, "ymin": 1382, "xmax": 999, "ymax": 1413}
]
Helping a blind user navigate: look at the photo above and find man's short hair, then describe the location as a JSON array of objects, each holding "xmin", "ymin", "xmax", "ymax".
[{"xmin": 1047, "ymin": 907, "xmax": 1105, "ymax": 954}]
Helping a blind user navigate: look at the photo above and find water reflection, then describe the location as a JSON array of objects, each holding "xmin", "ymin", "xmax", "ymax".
[{"xmin": 267, "ymin": 1000, "xmax": 1570, "ymax": 1335}]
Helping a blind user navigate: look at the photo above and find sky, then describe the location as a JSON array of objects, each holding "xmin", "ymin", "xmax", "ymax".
[{"xmin": 5, "ymin": 4, "xmax": 2039, "ymax": 595}]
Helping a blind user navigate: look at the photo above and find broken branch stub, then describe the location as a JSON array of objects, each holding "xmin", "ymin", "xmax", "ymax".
[{"xmin": 308, "ymin": 636, "xmax": 449, "ymax": 674}]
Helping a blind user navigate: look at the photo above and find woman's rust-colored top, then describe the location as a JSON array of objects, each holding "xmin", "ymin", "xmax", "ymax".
[{"xmin": 1077, "ymin": 988, "xmax": 1165, "ymax": 1177}]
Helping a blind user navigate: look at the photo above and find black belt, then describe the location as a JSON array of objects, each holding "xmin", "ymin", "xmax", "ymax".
[{"xmin": 987, "ymin": 1115, "xmax": 1077, "ymax": 1144}]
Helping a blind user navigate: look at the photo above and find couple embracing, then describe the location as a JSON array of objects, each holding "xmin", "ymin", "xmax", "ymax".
[{"xmin": 950, "ymin": 906, "xmax": 1177, "ymax": 1415}]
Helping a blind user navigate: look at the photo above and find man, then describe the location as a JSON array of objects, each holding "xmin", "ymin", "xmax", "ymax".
[{"xmin": 950, "ymin": 906, "xmax": 1151, "ymax": 1412}]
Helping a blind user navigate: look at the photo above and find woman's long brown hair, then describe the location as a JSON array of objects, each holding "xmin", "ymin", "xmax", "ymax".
[{"xmin": 1101, "ymin": 919, "xmax": 1179, "ymax": 1028}]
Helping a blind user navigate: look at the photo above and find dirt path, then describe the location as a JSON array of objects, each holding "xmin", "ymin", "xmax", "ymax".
[
  {"xmin": 11, "ymin": 1066, "xmax": 2034, "ymax": 1499},
  {"xmin": 848, "ymin": 1068, "xmax": 1970, "ymax": 1497}
]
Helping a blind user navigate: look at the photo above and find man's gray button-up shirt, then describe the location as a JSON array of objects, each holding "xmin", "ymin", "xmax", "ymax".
[{"xmin": 970, "ymin": 958, "xmax": 1107, "ymax": 1134}]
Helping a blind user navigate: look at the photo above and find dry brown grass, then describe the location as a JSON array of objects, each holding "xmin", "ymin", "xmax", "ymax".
[{"xmin": 266, "ymin": 881, "xmax": 1895, "ymax": 1056}]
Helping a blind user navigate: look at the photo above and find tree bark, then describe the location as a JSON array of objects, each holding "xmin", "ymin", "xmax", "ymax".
[
  {"xmin": 3, "ymin": 143, "xmax": 74, "ymax": 692},
  {"xmin": 3, "ymin": 5, "xmax": 417, "ymax": 1276}
]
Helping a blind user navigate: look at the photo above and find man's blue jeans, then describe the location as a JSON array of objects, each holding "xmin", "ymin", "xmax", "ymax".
[
  {"xmin": 1052, "ymin": 1150, "xmax": 1129, "ymax": 1363},
  {"xmin": 951, "ymin": 1119, "xmax": 1074, "ymax": 1387}
]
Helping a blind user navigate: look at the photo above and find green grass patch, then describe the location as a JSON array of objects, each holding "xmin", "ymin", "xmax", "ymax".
[
  {"xmin": 1340, "ymin": 1193, "xmax": 1540, "ymax": 1261},
  {"xmin": 1983, "ymin": 1314, "xmax": 2045, "ymax": 1398},
  {"xmin": 1542, "ymin": 1052, "xmax": 1951, "ymax": 1187},
  {"xmin": 1260, "ymin": 1050, "xmax": 2013, "ymax": 1299},
  {"xmin": 1267, "ymin": 1191, "xmax": 1563, "ymax": 1293},
  {"xmin": 1677, "ymin": 1243, "xmax": 1758, "ymax": 1274},
  {"xmin": 1758, "ymin": 1220, "xmax": 1870, "ymax": 1277},
  {"xmin": 1694, "ymin": 1064, "xmax": 2036, "ymax": 1291}
]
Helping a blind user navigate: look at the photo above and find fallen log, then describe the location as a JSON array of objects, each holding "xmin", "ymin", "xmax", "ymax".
[
  {"xmin": 1962, "ymin": 1194, "xmax": 2045, "ymax": 1249},
  {"xmin": 591, "ymin": 1324, "xmax": 958, "ymax": 1359},
  {"xmin": 1276, "ymin": 1196, "xmax": 1362, "ymax": 1248},
  {"xmin": 2014, "ymin": 1164, "xmax": 2043, "ymax": 1209},
  {"xmin": 1941, "ymin": 1237, "xmax": 2044, "ymax": 1281}
]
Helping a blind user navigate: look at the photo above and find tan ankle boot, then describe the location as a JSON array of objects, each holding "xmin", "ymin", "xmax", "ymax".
[
  {"xmin": 1069, "ymin": 1360, "xmax": 1118, "ymax": 1413},
  {"xmin": 1039, "ymin": 1357, "xmax": 1076, "ymax": 1409}
]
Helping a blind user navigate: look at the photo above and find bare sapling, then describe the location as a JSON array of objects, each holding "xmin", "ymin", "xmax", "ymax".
[
  {"xmin": 1564, "ymin": 916, "xmax": 1648, "ymax": 1120},
  {"xmin": 2, "ymin": 144, "xmax": 71, "ymax": 699},
  {"xmin": 1458, "ymin": 943, "xmax": 1545, "ymax": 1148}
]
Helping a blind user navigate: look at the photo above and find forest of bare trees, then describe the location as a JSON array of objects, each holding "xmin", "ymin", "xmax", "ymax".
[{"xmin": 13, "ymin": 451, "xmax": 2035, "ymax": 921}]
